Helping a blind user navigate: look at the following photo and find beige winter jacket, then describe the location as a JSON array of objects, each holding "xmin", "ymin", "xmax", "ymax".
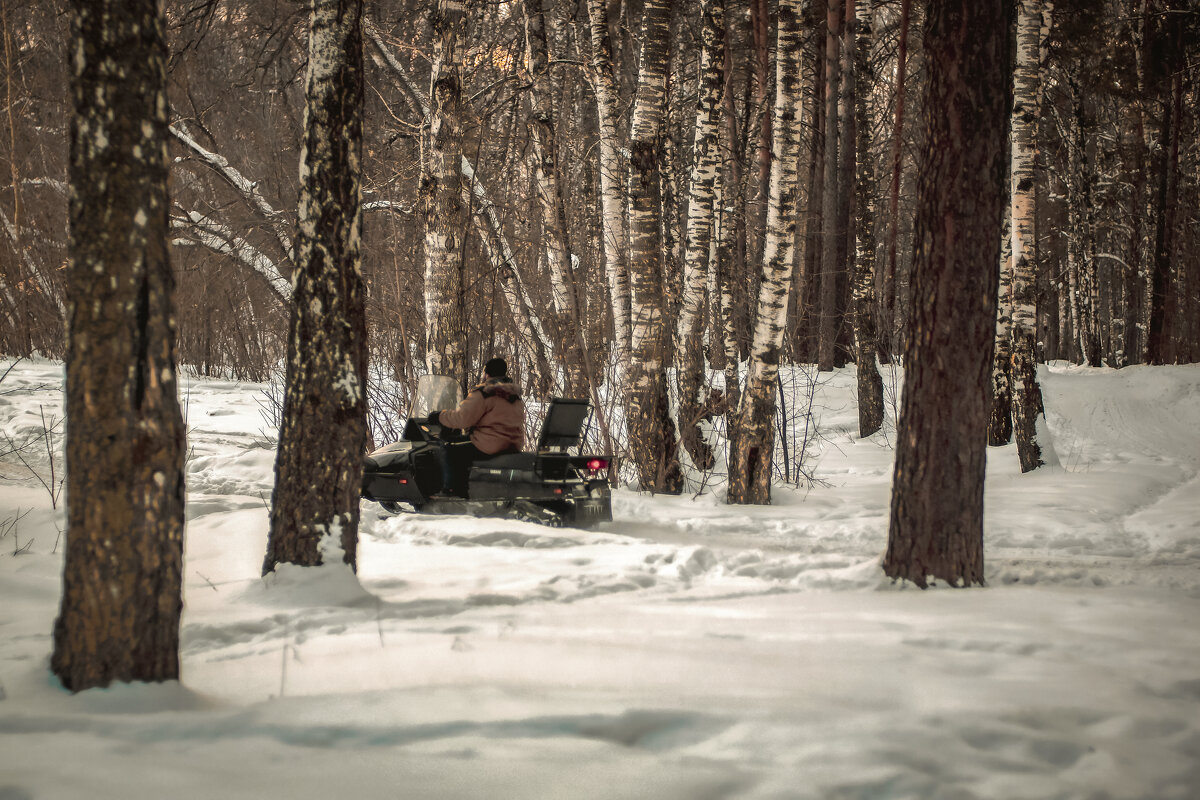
[{"xmin": 437, "ymin": 377, "xmax": 526, "ymax": 454}]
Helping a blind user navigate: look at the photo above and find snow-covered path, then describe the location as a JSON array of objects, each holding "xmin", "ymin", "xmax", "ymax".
[{"xmin": 2, "ymin": 359, "xmax": 1198, "ymax": 799}]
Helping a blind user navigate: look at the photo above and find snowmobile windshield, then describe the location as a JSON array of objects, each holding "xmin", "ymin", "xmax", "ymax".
[{"xmin": 412, "ymin": 374, "xmax": 463, "ymax": 418}]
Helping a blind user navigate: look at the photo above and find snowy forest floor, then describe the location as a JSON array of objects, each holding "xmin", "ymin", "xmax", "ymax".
[{"xmin": 1, "ymin": 358, "xmax": 1199, "ymax": 799}]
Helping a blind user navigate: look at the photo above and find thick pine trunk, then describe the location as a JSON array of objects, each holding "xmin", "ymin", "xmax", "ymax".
[
  {"xmin": 626, "ymin": 0, "xmax": 682, "ymax": 493},
  {"xmin": 883, "ymin": 0, "xmax": 1007, "ymax": 588},
  {"xmin": 851, "ymin": 0, "xmax": 883, "ymax": 438},
  {"xmin": 1009, "ymin": 0, "xmax": 1050, "ymax": 471},
  {"xmin": 265, "ymin": 0, "xmax": 367, "ymax": 574},
  {"xmin": 728, "ymin": 0, "xmax": 804, "ymax": 505},
  {"xmin": 422, "ymin": 0, "xmax": 468, "ymax": 383},
  {"xmin": 1146, "ymin": 12, "xmax": 1184, "ymax": 366},
  {"xmin": 54, "ymin": 0, "xmax": 186, "ymax": 691},
  {"xmin": 675, "ymin": 0, "xmax": 725, "ymax": 471}
]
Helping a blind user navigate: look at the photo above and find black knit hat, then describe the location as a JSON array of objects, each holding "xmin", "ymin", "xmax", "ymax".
[{"xmin": 484, "ymin": 357, "xmax": 508, "ymax": 378}]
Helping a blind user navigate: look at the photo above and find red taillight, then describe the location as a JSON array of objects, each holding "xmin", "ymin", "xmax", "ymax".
[
  {"xmin": 398, "ymin": 478, "xmax": 408, "ymax": 484},
  {"xmin": 586, "ymin": 458, "xmax": 608, "ymax": 471}
]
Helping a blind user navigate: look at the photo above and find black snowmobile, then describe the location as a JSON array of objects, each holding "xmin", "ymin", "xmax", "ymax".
[{"xmin": 361, "ymin": 375, "xmax": 613, "ymax": 529}]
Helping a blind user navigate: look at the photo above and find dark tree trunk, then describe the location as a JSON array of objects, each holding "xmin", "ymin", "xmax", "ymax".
[
  {"xmin": 880, "ymin": 0, "xmax": 912, "ymax": 365},
  {"xmin": 265, "ymin": 0, "xmax": 368, "ymax": 574},
  {"xmin": 851, "ymin": 0, "xmax": 883, "ymax": 437},
  {"xmin": 53, "ymin": 0, "xmax": 186, "ymax": 691},
  {"xmin": 817, "ymin": 0, "xmax": 843, "ymax": 372},
  {"xmin": 793, "ymin": 0, "xmax": 827, "ymax": 364},
  {"xmin": 883, "ymin": 0, "xmax": 1008, "ymax": 589},
  {"xmin": 1147, "ymin": 67, "xmax": 1183, "ymax": 364}
]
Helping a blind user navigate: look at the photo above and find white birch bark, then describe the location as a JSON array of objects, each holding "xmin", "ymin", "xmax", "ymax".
[
  {"xmin": 364, "ymin": 19, "xmax": 555, "ymax": 385},
  {"xmin": 728, "ymin": 0, "xmax": 804, "ymax": 505},
  {"xmin": 1009, "ymin": 0, "xmax": 1051, "ymax": 472},
  {"xmin": 266, "ymin": 0, "xmax": 368, "ymax": 574},
  {"xmin": 990, "ymin": 203, "xmax": 1013, "ymax": 445},
  {"xmin": 675, "ymin": 0, "xmax": 725, "ymax": 471},
  {"xmin": 524, "ymin": 0, "xmax": 589, "ymax": 397},
  {"xmin": 625, "ymin": 0, "xmax": 682, "ymax": 493},
  {"xmin": 585, "ymin": 0, "xmax": 632, "ymax": 367},
  {"xmin": 421, "ymin": 1, "xmax": 471, "ymax": 383}
]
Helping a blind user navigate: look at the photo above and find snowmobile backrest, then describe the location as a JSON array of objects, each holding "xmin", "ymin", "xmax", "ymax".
[{"xmin": 536, "ymin": 398, "xmax": 590, "ymax": 452}]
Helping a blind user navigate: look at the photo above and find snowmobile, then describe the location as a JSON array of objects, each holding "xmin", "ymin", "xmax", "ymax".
[{"xmin": 361, "ymin": 375, "xmax": 613, "ymax": 529}]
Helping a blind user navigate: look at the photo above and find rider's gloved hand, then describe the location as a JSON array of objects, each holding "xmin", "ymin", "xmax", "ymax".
[{"xmin": 427, "ymin": 410, "xmax": 441, "ymax": 426}]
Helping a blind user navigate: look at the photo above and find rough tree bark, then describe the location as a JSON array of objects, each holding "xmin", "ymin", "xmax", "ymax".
[
  {"xmin": 53, "ymin": 0, "xmax": 186, "ymax": 691},
  {"xmin": 423, "ymin": 0, "xmax": 468, "ymax": 383},
  {"xmin": 626, "ymin": 0, "xmax": 682, "ymax": 493},
  {"xmin": 1009, "ymin": 0, "xmax": 1052, "ymax": 471},
  {"xmin": 817, "ymin": 0, "xmax": 843, "ymax": 372},
  {"xmin": 1146, "ymin": 0, "xmax": 1186, "ymax": 365},
  {"xmin": 524, "ymin": 0, "xmax": 589, "ymax": 397},
  {"xmin": 1065, "ymin": 73, "xmax": 1102, "ymax": 368},
  {"xmin": 264, "ymin": 0, "xmax": 368, "ymax": 574},
  {"xmin": 851, "ymin": 0, "xmax": 883, "ymax": 438},
  {"xmin": 990, "ymin": 204, "xmax": 1014, "ymax": 446},
  {"xmin": 727, "ymin": 0, "xmax": 804, "ymax": 505},
  {"xmin": 712, "ymin": 19, "xmax": 742, "ymax": 460},
  {"xmin": 675, "ymin": 0, "xmax": 725, "ymax": 471},
  {"xmin": 883, "ymin": 0, "xmax": 1008, "ymax": 588},
  {"xmin": 585, "ymin": 0, "xmax": 632, "ymax": 366},
  {"xmin": 880, "ymin": 0, "xmax": 912, "ymax": 364}
]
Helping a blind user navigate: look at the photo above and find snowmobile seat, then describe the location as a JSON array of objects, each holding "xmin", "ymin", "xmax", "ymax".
[{"xmin": 536, "ymin": 398, "xmax": 590, "ymax": 452}]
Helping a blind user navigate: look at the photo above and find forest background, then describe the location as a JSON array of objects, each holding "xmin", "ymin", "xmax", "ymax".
[{"xmin": 1, "ymin": 0, "xmax": 1198, "ymax": 493}]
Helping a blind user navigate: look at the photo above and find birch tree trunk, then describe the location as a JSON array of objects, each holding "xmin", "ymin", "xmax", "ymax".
[
  {"xmin": 675, "ymin": 0, "xmax": 725, "ymax": 471},
  {"xmin": 363, "ymin": 19, "xmax": 555, "ymax": 389},
  {"xmin": 585, "ymin": 0, "xmax": 632, "ymax": 367},
  {"xmin": 851, "ymin": 0, "xmax": 883, "ymax": 438},
  {"xmin": 265, "ymin": 0, "xmax": 367, "ymax": 574},
  {"xmin": 423, "ymin": 0, "xmax": 468, "ymax": 384},
  {"xmin": 728, "ymin": 0, "xmax": 804, "ymax": 505},
  {"xmin": 54, "ymin": 0, "xmax": 186, "ymax": 691},
  {"xmin": 712, "ymin": 27, "xmax": 742, "ymax": 458},
  {"xmin": 524, "ymin": 0, "xmax": 589, "ymax": 397},
  {"xmin": 626, "ymin": 0, "xmax": 682, "ymax": 493},
  {"xmin": 1010, "ymin": 0, "xmax": 1051, "ymax": 471},
  {"xmin": 883, "ymin": 0, "xmax": 1007, "ymax": 588},
  {"xmin": 990, "ymin": 204, "xmax": 1014, "ymax": 446}
]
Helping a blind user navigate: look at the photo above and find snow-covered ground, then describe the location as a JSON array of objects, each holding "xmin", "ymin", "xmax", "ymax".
[{"xmin": 2, "ymin": 357, "xmax": 1198, "ymax": 799}]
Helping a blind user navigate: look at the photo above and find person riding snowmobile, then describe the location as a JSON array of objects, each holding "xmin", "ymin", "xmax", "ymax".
[{"xmin": 427, "ymin": 357, "xmax": 525, "ymax": 495}]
